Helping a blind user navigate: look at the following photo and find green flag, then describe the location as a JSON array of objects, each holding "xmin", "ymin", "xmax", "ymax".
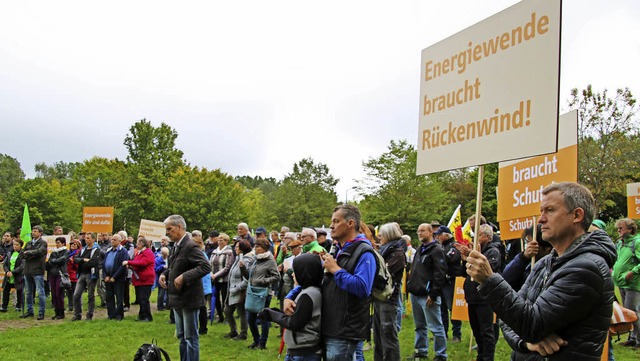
[{"xmin": 20, "ymin": 203, "xmax": 31, "ymax": 243}]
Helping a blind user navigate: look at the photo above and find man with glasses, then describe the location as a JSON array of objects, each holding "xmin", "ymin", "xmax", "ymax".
[
  {"xmin": 467, "ymin": 182, "xmax": 617, "ymax": 360},
  {"xmin": 612, "ymin": 218, "xmax": 640, "ymax": 349},
  {"xmin": 300, "ymin": 228, "xmax": 326, "ymax": 254}
]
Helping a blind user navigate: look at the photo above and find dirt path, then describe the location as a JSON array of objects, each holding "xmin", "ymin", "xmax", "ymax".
[{"xmin": 0, "ymin": 301, "xmax": 155, "ymax": 332}]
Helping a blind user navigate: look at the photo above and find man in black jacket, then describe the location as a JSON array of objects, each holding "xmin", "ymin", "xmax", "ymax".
[
  {"xmin": 20, "ymin": 225, "xmax": 48, "ymax": 320},
  {"xmin": 72, "ymin": 232, "xmax": 102, "ymax": 321},
  {"xmin": 467, "ymin": 182, "xmax": 617, "ymax": 360},
  {"xmin": 407, "ymin": 223, "xmax": 448, "ymax": 361},
  {"xmin": 159, "ymin": 215, "xmax": 211, "ymax": 361},
  {"xmin": 462, "ymin": 224, "xmax": 501, "ymax": 361},
  {"xmin": 435, "ymin": 225, "xmax": 464, "ymax": 343}
]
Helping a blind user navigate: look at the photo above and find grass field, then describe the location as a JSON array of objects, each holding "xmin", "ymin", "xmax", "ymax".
[{"xmin": 0, "ymin": 287, "xmax": 637, "ymax": 360}]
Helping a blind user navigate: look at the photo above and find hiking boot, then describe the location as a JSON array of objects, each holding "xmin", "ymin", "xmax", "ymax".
[
  {"xmin": 407, "ymin": 353, "xmax": 428, "ymax": 360},
  {"xmin": 224, "ymin": 331, "xmax": 239, "ymax": 339}
]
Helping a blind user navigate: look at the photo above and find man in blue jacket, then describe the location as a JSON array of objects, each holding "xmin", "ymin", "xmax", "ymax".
[
  {"xmin": 285, "ymin": 204, "xmax": 376, "ymax": 361},
  {"xmin": 103, "ymin": 234, "xmax": 129, "ymax": 320}
]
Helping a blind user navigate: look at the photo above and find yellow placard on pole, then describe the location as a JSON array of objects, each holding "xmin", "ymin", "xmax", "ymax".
[
  {"xmin": 451, "ymin": 277, "xmax": 469, "ymax": 321},
  {"xmin": 627, "ymin": 183, "xmax": 640, "ymax": 219},
  {"xmin": 82, "ymin": 207, "xmax": 115, "ymax": 233}
]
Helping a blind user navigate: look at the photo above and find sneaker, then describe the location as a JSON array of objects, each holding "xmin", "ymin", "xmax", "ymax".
[
  {"xmin": 19, "ymin": 312, "xmax": 34, "ymax": 318},
  {"xmin": 123, "ymin": 307, "xmax": 129, "ymax": 312},
  {"xmin": 0, "ymin": 308, "xmax": 7, "ymax": 313},
  {"xmin": 224, "ymin": 331, "xmax": 239, "ymax": 339},
  {"xmin": 233, "ymin": 333, "xmax": 247, "ymax": 341},
  {"xmin": 71, "ymin": 316, "xmax": 82, "ymax": 321},
  {"xmin": 434, "ymin": 356, "xmax": 447, "ymax": 361},
  {"xmin": 15, "ymin": 308, "xmax": 22, "ymax": 312},
  {"xmin": 37, "ymin": 314, "xmax": 45, "ymax": 320}
]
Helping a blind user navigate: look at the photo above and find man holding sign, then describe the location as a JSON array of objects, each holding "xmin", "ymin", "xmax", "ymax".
[{"xmin": 466, "ymin": 182, "xmax": 616, "ymax": 360}]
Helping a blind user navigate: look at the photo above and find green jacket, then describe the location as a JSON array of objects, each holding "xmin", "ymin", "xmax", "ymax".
[
  {"xmin": 302, "ymin": 240, "xmax": 325, "ymax": 254},
  {"xmin": 612, "ymin": 233, "xmax": 640, "ymax": 291}
]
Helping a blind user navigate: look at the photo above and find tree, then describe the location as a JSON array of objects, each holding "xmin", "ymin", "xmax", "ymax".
[
  {"xmin": 150, "ymin": 166, "xmax": 247, "ymax": 235},
  {"xmin": 569, "ymin": 85, "xmax": 640, "ymax": 219},
  {"xmin": 0, "ymin": 154, "xmax": 25, "ymax": 194},
  {"xmin": 5, "ymin": 178, "xmax": 82, "ymax": 234},
  {"xmin": 34, "ymin": 161, "xmax": 79, "ymax": 182},
  {"xmin": 0, "ymin": 154, "xmax": 26, "ymax": 231},
  {"xmin": 120, "ymin": 119, "xmax": 186, "ymax": 229},
  {"xmin": 356, "ymin": 140, "xmax": 452, "ymax": 235},
  {"xmin": 270, "ymin": 158, "xmax": 338, "ymax": 229}
]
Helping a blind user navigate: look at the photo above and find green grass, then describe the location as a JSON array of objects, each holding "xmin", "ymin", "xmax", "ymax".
[{"xmin": 0, "ymin": 287, "xmax": 637, "ymax": 360}]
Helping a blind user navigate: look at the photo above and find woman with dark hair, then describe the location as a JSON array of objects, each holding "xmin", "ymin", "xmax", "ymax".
[
  {"xmin": 224, "ymin": 240, "xmax": 253, "ymax": 340},
  {"xmin": 123, "ymin": 236, "xmax": 156, "ymax": 321},
  {"xmin": 240, "ymin": 238, "xmax": 279, "ymax": 349},
  {"xmin": 1, "ymin": 239, "xmax": 24, "ymax": 312},
  {"xmin": 46, "ymin": 237, "xmax": 69, "ymax": 320},
  {"xmin": 66, "ymin": 239, "xmax": 81, "ymax": 312}
]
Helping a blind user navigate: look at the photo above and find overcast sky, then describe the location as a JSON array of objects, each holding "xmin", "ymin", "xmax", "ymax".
[{"xmin": 1, "ymin": 0, "xmax": 638, "ymax": 202}]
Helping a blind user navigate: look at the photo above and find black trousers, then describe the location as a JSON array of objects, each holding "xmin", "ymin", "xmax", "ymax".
[
  {"xmin": 135, "ymin": 285, "xmax": 152, "ymax": 321},
  {"xmin": 105, "ymin": 280, "xmax": 125, "ymax": 319},
  {"xmin": 468, "ymin": 303, "xmax": 496, "ymax": 361}
]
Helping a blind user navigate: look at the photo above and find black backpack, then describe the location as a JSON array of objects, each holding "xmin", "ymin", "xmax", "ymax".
[{"xmin": 133, "ymin": 339, "xmax": 171, "ymax": 361}]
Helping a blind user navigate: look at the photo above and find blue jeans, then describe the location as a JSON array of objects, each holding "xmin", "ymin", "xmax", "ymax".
[
  {"xmin": 285, "ymin": 354, "xmax": 321, "ymax": 361},
  {"xmin": 174, "ymin": 308, "xmax": 200, "ymax": 361},
  {"xmin": 24, "ymin": 274, "xmax": 46, "ymax": 316},
  {"xmin": 325, "ymin": 337, "xmax": 359, "ymax": 361},
  {"xmin": 410, "ymin": 294, "xmax": 447, "ymax": 358}
]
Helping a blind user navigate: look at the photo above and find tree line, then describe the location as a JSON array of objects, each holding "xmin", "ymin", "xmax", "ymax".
[{"xmin": 0, "ymin": 85, "xmax": 637, "ymax": 238}]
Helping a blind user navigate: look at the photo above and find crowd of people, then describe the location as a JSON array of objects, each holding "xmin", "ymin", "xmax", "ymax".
[{"xmin": 0, "ymin": 182, "xmax": 639, "ymax": 361}]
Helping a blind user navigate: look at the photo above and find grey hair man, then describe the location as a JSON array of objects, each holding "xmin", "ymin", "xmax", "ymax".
[
  {"xmin": 301, "ymin": 228, "xmax": 325, "ymax": 254},
  {"xmin": 237, "ymin": 222, "xmax": 255, "ymax": 246},
  {"xmin": 467, "ymin": 182, "xmax": 616, "ymax": 360},
  {"xmin": 159, "ymin": 215, "xmax": 211, "ymax": 361}
]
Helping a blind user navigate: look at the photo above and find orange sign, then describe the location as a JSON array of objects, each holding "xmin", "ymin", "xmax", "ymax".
[
  {"xmin": 497, "ymin": 111, "xmax": 577, "ymax": 221},
  {"xmin": 451, "ymin": 277, "xmax": 469, "ymax": 321},
  {"xmin": 499, "ymin": 216, "xmax": 536, "ymax": 240},
  {"xmin": 627, "ymin": 183, "xmax": 640, "ymax": 220},
  {"xmin": 82, "ymin": 207, "xmax": 114, "ymax": 233}
]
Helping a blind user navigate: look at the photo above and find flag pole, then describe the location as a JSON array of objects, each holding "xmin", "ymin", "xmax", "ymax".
[{"xmin": 473, "ymin": 165, "xmax": 484, "ymax": 252}]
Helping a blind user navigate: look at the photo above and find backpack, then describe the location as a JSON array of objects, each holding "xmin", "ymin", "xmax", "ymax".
[
  {"xmin": 346, "ymin": 242, "xmax": 395, "ymax": 302},
  {"xmin": 133, "ymin": 339, "xmax": 171, "ymax": 361},
  {"xmin": 370, "ymin": 250, "xmax": 395, "ymax": 302}
]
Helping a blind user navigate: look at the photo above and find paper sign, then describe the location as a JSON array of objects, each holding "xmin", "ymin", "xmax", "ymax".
[
  {"xmin": 417, "ymin": 0, "xmax": 561, "ymax": 175},
  {"xmin": 138, "ymin": 219, "xmax": 166, "ymax": 243},
  {"xmin": 451, "ymin": 277, "xmax": 469, "ymax": 321}
]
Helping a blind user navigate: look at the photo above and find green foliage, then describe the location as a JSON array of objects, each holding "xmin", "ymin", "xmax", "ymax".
[
  {"xmin": 356, "ymin": 140, "xmax": 454, "ymax": 235},
  {"xmin": 569, "ymin": 85, "xmax": 640, "ymax": 219},
  {"xmin": 34, "ymin": 161, "xmax": 80, "ymax": 182},
  {"xmin": 5, "ymin": 178, "xmax": 82, "ymax": 233},
  {"xmin": 269, "ymin": 158, "xmax": 338, "ymax": 230},
  {"xmin": 0, "ymin": 154, "xmax": 26, "ymax": 231},
  {"xmin": 151, "ymin": 166, "xmax": 248, "ymax": 235}
]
